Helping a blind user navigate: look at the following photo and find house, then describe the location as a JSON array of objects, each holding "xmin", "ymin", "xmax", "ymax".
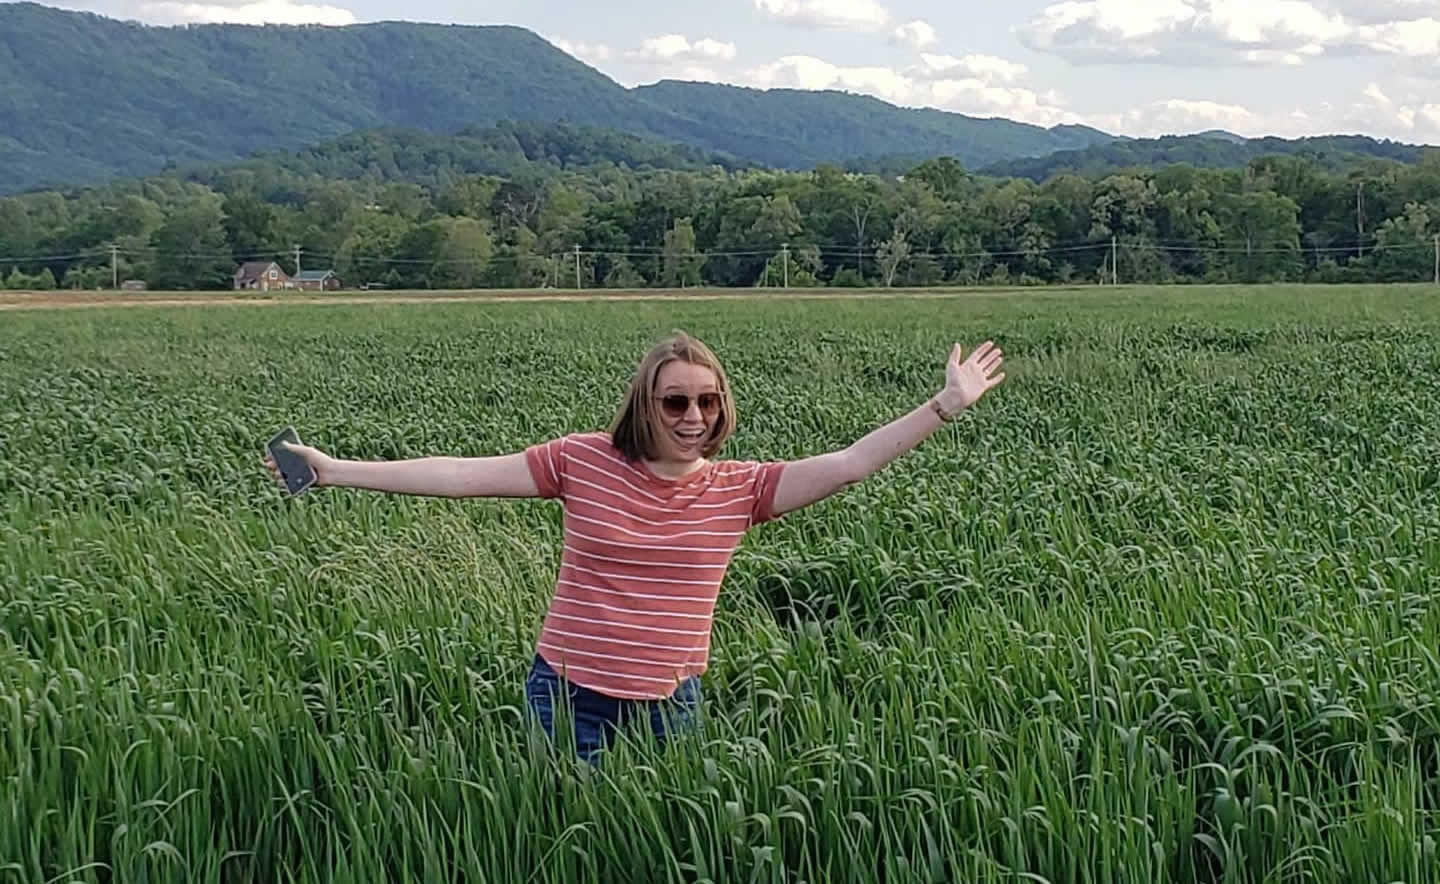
[
  {"xmin": 294, "ymin": 269, "xmax": 342, "ymax": 291},
  {"xmin": 233, "ymin": 261, "xmax": 292, "ymax": 291},
  {"xmin": 120, "ymin": 280, "xmax": 147, "ymax": 291}
]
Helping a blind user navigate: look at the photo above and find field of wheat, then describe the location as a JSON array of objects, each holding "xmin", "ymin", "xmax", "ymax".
[{"xmin": 3, "ymin": 286, "xmax": 1439, "ymax": 883}]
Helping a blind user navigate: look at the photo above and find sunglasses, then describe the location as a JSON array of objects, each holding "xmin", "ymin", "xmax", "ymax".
[{"xmin": 657, "ymin": 392, "xmax": 722, "ymax": 419}]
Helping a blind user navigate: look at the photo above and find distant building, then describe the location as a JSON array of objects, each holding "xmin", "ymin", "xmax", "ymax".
[
  {"xmin": 294, "ymin": 269, "xmax": 342, "ymax": 291},
  {"xmin": 120, "ymin": 279, "xmax": 147, "ymax": 291},
  {"xmin": 233, "ymin": 261, "xmax": 293, "ymax": 291}
]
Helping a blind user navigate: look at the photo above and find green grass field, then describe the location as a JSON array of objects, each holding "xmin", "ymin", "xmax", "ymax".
[{"xmin": 3, "ymin": 286, "xmax": 1438, "ymax": 883}]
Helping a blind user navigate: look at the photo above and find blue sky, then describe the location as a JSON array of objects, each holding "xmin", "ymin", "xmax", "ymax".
[{"xmin": 48, "ymin": 0, "xmax": 1440, "ymax": 143}]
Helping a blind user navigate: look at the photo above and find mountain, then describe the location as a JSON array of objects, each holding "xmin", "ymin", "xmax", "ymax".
[
  {"xmin": 0, "ymin": 3, "xmax": 680, "ymax": 194},
  {"xmin": 979, "ymin": 133, "xmax": 1426, "ymax": 181},
  {"xmin": 1194, "ymin": 129, "xmax": 1249, "ymax": 144},
  {"xmin": 629, "ymin": 82, "xmax": 1115, "ymax": 172},
  {"xmin": 0, "ymin": 2, "xmax": 1115, "ymax": 194}
]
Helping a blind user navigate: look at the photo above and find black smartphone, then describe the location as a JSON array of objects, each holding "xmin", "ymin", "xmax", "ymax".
[{"xmin": 266, "ymin": 426, "xmax": 317, "ymax": 495}]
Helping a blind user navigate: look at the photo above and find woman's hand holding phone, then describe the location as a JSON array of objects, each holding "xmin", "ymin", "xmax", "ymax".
[{"xmin": 263, "ymin": 428, "xmax": 334, "ymax": 494}]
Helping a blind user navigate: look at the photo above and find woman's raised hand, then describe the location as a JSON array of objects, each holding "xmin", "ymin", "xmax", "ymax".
[{"xmin": 942, "ymin": 340, "xmax": 1006, "ymax": 411}]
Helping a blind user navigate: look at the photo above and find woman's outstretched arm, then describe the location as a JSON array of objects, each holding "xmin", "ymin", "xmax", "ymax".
[
  {"xmin": 264, "ymin": 445, "xmax": 540, "ymax": 499},
  {"xmin": 770, "ymin": 340, "xmax": 1005, "ymax": 518}
]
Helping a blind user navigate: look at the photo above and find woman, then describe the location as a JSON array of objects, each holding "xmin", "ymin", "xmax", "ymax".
[{"xmin": 264, "ymin": 331, "xmax": 1005, "ymax": 762}]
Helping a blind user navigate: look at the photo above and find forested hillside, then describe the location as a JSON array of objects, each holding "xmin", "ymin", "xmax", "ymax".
[
  {"xmin": 983, "ymin": 134, "xmax": 1424, "ymax": 181},
  {"xmin": 191, "ymin": 123, "xmax": 748, "ymax": 189},
  {"xmin": 0, "ymin": 3, "xmax": 1112, "ymax": 193},
  {"xmin": 3, "ymin": 125, "xmax": 1436, "ymax": 292},
  {"xmin": 630, "ymin": 82, "xmax": 1114, "ymax": 174}
]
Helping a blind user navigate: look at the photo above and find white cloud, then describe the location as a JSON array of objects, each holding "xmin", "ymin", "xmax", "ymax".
[
  {"xmin": 929, "ymin": 79, "xmax": 1079, "ymax": 126},
  {"xmin": 661, "ymin": 65, "xmax": 730, "ymax": 84},
  {"xmin": 753, "ymin": 0, "xmax": 891, "ymax": 31},
  {"xmin": 694, "ymin": 38, "xmax": 740, "ymax": 60},
  {"xmin": 137, "ymin": 1, "xmax": 355, "ymax": 25},
  {"xmin": 915, "ymin": 53, "xmax": 1028, "ymax": 83},
  {"xmin": 548, "ymin": 36, "xmax": 615, "ymax": 64},
  {"xmin": 743, "ymin": 54, "xmax": 1079, "ymax": 126},
  {"xmin": 1327, "ymin": 81, "xmax": 1440, "ymax": 135},
  {"xmin": 1349, "ymin": 17, "xmax": 1440, "ymax": 57},
  {"xmin": 737, "ymin": 44, "xmax": 1440, "ymax": 139},
  {"xmin": 1106, "ymin": 98, "xmax": 1263, "ymax": 134},
  {"xmin": 1083, "ymin": 81, "xmax": 1440, "ymax": 141},
  {"xmin": 747, "ymin": 55, "xmax": 913, "ymax": 102},
  {"xmin": 890, "ymin": 20, "xmax": 937, "ymax": 49},
  {"xmin": 1318, "ymin": 0, "xmax": 1440, "ymax": 27},
  {"xmin": 631, "ymin": 34, "xmax": 738, "ymax": 62},
  {"xmin": 1018, "ymin": 0, "xmax": 1440, "ymax": 65}
]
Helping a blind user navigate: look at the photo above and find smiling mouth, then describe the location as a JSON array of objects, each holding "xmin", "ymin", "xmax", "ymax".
[{"xmin": 672, "ymin": 427, "xmax": 706, "ymax": 445}]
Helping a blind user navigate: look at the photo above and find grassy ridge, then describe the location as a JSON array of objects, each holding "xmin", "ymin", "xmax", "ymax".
[{"xmin": 2, "ymin": 287, "xmax": 1438, "ymax": 882}]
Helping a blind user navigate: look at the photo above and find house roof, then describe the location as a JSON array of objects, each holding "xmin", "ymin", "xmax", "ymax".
[
  {"xmin": 234, "ymin": 261, "xmax": 281, "ymax": 280},
  {"xmin": 295, "ymin": 269, "xmax": 336, "ymax": 280}
]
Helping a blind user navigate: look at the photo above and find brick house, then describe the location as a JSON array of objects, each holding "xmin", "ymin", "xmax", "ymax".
[
  {"xmin": 294, "ymin": 269, "xmax": 342, "ymax": 291},
  {"xmin": 233, "ymin": 261, "xmax": 292, "ymax": 291}
]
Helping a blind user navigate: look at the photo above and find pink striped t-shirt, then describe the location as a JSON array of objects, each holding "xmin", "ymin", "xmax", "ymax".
[{"xmin": 525, "ymin": 431, "xmax": 787, "ymax": 700}]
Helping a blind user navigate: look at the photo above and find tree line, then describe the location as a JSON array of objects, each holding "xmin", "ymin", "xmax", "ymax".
[{"xmin": 3, "ymin": 141, "xmax": 1439, "ymax": 291}]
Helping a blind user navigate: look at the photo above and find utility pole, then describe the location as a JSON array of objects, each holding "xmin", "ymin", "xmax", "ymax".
[
  {"xmin": 1356, "ymin": 180, "xmax": 1365, "ymax": 259},
  {"xmin": 574, "ymin": 245, "xmax": 582, "ymax": 289},
  {"xmin": 110, "ymin": 244, "xmax": 119, "ymax": 289},
  {"xmin": 1434, "ymin": 234, "xmax": 1438, "ymax": 285},
  {"xmin": 782, "ymin": 242, "xmax": 790, "ymax": 288},
  {"xmin": 1111, "ymin": 236, "xmax": 1118, "ymax": 286},
  {"xmin": 293, "ymin": 244, "xmax": 302, "ymax": 277}
]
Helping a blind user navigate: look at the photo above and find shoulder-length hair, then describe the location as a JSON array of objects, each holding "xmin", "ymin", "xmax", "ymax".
[{"xmin": 609, "ymin": 331, "xmax": 738, "ymax": 462}]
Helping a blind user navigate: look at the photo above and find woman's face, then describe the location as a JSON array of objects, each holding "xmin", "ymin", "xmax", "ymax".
[{"xmin": 650, "ymin": 360, "xmax": 722, "ymax": 464}]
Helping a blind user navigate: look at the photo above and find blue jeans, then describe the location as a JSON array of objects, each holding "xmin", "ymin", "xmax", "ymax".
[{"xmin": 525, "ymin": 655, "xmax": 703, "ymax": 764}]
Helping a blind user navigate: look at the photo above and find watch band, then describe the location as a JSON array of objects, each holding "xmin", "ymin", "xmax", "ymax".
[{"xmin": 929, "ymin": 397, "xmax": 958, "ymax": 422}]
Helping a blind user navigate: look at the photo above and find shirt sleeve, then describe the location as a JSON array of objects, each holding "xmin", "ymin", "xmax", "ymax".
[
  {"xmin": 524, "ymin": 434, "xmax": 570, "ymax": 500},
  {"xmin": 747, "ymin": 461, "xmax": 787, "ymax": 526}
]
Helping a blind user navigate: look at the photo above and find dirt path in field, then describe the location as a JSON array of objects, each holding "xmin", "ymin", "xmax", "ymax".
[{"xmin": 0, "ymin": 286, "xmax": 1091, "ymax": 312}]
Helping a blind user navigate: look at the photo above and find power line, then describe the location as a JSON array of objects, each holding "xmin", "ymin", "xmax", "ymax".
[{"xmin": 3, "ymin": 236, "xmax": 1437, "ymax": 281}]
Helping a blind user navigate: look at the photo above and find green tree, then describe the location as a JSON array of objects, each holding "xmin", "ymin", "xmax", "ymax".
[
  {"xmin": 337, "ymin": 211, "xmax": 411, "ymax": 285},
  {"xmin": 435, "ymin": 175, "xmax": 503, "ymax": 220},
  {"xmin": 0, "ymin": 200, "xmax": 36, "ymax": 260},
  {"xmin": 662, "ymin": 217, "xmax": 703, "ymax": 287},
  {"xmin": 604, "ymin": 257, "xmax": 645, "ymax": 288},
  {"xmin": 62, "ymin": 264, "xmax": 110, "ymax": 290},
  {"xmin": 756, "ymin": 244, "xmax": 821, "ymax": 288},
  {"xmin": 429, "ymin": 218, "xmax": 495, "ymax": 289},
  {"xmin": 1216, "ymin": 190, "xmax": 1302, "ymax": 281},
  {"xmin": 1369, "ymin": 202, "xmax": 1436, "ymax": 282},
  {"xmin": 876, "ymin": 229, "xmax": 911, "ymax": 287},
  {"xmin": 392, "ymin": 220, "xmax": 452, "ymax": 288},
  {"xmin": 938, "ymin": 227, "xmax": 989, "ymax": 286},
  {"xmin": 749, "ymin": 194, "xmax": 804, "ymax": 243},
  {"xmin": 222, "ymin": 191, "xmax": 278, "ymax": 263},
  {"xmin": 1089, "ymin": 174, "xmax": 1156, "ymax": 240},
  {"xmin": 907, "ymin": 156, "xmax": 972, "ymax": 202},
  {"xmin": 149, "ymin": 197, "xmax": 231, "ymax": 290}
]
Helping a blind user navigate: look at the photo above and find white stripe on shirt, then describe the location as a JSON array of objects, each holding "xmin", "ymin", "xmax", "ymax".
[
  {"xmin": 550, "ymin": 592, "xmax": 712, "ymax": 620},
  {"xmin": 567, "ymin": 527, "xmax": 738, "ymax": 555},
  {"xmin": 562, "ymin": 544, "xmax": 727, "ymax": 571}
]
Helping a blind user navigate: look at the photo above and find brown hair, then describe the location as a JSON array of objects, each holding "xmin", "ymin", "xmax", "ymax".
[{"xmin": 609, "ymin": 331, "xmax": 738, "ymax": 462}]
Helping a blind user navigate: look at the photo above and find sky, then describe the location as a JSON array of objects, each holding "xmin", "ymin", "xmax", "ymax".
[{"xmin": 45, "ymin": 0, "xmax": 1440, "ymax": 144}]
